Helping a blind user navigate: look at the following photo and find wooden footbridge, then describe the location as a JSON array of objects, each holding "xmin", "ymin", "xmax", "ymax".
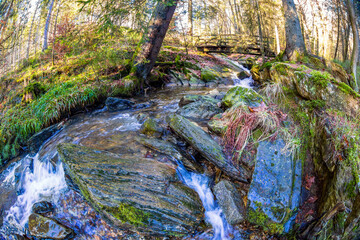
[{"xmin": 194, "ymin": 34, "xmax": 275, "ymax": 56}]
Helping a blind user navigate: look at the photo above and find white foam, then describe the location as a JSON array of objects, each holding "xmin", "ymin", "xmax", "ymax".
[
  {"xmin": 5, "ymin": 154, "xmax": 67, "ymax": 227},
  {"xmin": 177, "ymin": 163, "xmax": 232, "ymax": 240}
]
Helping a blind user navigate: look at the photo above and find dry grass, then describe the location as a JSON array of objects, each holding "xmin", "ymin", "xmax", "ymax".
[{"xmin": 222, "ymin": 102, "xmax": 289, "ymax": 161}]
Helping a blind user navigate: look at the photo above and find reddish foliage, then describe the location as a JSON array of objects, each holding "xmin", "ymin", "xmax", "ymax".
[{"xmin": 305, "ymin": 174, "xmax": 315, "ymax": 190}]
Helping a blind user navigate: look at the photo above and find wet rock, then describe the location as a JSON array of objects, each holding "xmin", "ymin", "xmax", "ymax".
[
  {"xmin": 28, "ymin": 213, "xmax": 73, "ymax": 239},
  {"xmin": 177, "ymin": 100, "xmax": 223, "ymax": 121},
  {"xmin": 222, "ymin": 86, "xmax": 264, "ymax": 108},
  {"xmin": 27, "ymin": 123, "xmax": 63, "ymax": 153},
  {"xmin": 105, "ymin": 97, "xmax": 135, "ymax": 112},
  {"xmin": 237, "ymin": 71, "xmax": 251, "ymax": 80},
  {"xmin": 57, "ymin": 143, "xmax": 204, "ymax": 237},
  {"xmin": 207, "ymin": 117, "xmax": 227, "ymax": 136},
  {"xmin": 136, "ymin": 137, "xmax": 203, "ymax": 173},
  {"xmin": 213, "ymin": 180, "xmax": 246, "ymax": 225},
  {"xmin": 247, "ymin": 139, "xmax": 302, "ymax": 234},
  {"xmin": 179, "ymin": 95, "xmax": 220, "ymax": 107},
  {"xmin": 167, "ymin": 114, "xmax": 249, "ymax": 183},
  {"xmin": 201, "ymin": 68, "xmax": 221, "ymax": 83},
  {"xmin": 140, "ymin": 118, "xmax": 163, "ymax": 137},
  {"xmin": 32, "ymin": 201, "xmax": 55, "ymax": 215}
]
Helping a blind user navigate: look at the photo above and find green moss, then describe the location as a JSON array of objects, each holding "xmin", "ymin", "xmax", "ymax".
[
  {"xmin": 309, "ymin": 70, "xmax": 332, "ymax": 88},
  {"xmin": 345, "ymin": 179, "xmax": 357, "ymax": 199},
  {"xmin": 201, "ymin": 68, "xmax": 220, "ymax": 82},
  {"xmin": 248, "ymin": 202, "xmax": 284, "ymax": 235},
  {"xmin": 333, "ymin": 81, "xmax": 360, "ymax": 98},
  {"xmin": 274, "ymin": 63, "xmax": 289, "ymax": 76},
  {"xmin": 104, "ymin": 203, "xmax": 151, "ymax": 227},
  {"xmin": 260, "ymin": 61, "xmax": 273, "ymax": 71}
]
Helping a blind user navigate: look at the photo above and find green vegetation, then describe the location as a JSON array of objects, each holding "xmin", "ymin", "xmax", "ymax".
[
  {"xmin": 104, "ymin": 203, "xmax": 151, "ymax": 227},
  {"xmin": 308, "ymin": 70, "xmax": 332, "ymax": 88}
]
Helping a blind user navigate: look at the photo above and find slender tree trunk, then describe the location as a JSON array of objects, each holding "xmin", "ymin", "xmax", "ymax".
[
  {"xmin": 344, "ymin": 25, "xmax": 351, "ymax": 61},
  {"xmin": 52, "ymin": 0, "xmax": 62, "ymax": 65},
  {"xmin": 255, "ymin": 0, "xmax": 264, "ymax": 60},
  {"xmin": 275, "ymin": 24, "xmax": 281, "ymax": 54},
  {"xmin": 334, "ymin": 0, "xmax": 341, "ymax": 59},
  {"xmin": 282, "ymin": 0, "xmax": 306, "ymax": 61},
  {"xmin": 133, "ymin": 0, "xmax": 178, "ymax": 88},
  {"xmin": 42, "ymin": 0, "xmax": 55, "ymax": 51},
  {"xmin": 346, "ymin": 0, "xmax": 359, "ymax": 91},
  {"xmin": 188, "ymin": 0, "xmax": 193, "ymax": 37},
  {"xmin": 27, "ymin": 0, "xmax": 40, "ymax": 59}
]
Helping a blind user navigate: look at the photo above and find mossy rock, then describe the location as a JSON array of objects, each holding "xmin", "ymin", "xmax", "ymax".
[
  {"xmin": 140, "ymin": 118, "xmax": 163, "ymax": 137},
  {"xmin": 222, "ymin": 86, "xmax": 264, "ymax": 108},
  {"xmin": 251, "ymin": 65, "xmax": 260, "ymax": 82},
  {"xmin": 207, "ymin": 118, "xmax": 227, "ymax": 136},
  {"xmin": 201, "ymin": 68, "xmax": 221, "ymax": 82},
  {"xmin": 57, "ymin": 143, "xmax": 204, "ymax": 236}
]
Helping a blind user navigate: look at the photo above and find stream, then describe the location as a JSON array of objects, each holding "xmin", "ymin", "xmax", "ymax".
[{"xmin": 0, "ymin": 60, "xmax": 254, "ymax": 239}]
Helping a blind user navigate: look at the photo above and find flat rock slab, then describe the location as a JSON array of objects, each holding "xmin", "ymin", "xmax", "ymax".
[
  {"xmin": 57, "ymin": 143, "xmax": 204, "ymax": 237},
  {"xmin": 167, "ymin": 114, "xmax": 249, "ymax": 183},
  {"xmin": 247, "ymin": 139, "xmax": 302, "ymax": 234}
]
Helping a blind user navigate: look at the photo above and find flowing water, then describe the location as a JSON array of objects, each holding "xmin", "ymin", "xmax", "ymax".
[{"xmin": 0, "ymin": 62, "xmax": 252, "ymax": 239}]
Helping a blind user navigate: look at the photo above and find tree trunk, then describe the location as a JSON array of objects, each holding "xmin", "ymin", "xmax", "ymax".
[
  {"xmin": 27, "ymin": 0, "xmax": 40, "ymax": 59},
  {"xmin": 42, "ymin": 0, "xmax": 55, "ymax": 52},
  {"xmin": 133, "ymin": 0, "xmax": 178, "ymax": 87},
  {"xmin": 255, "ymin": 0, "xmax": 264, "ymax": 61},
  {"xmin": 52, "ymin": 0, "xmax": 62, "ymax": 65},
  {"xmin": 346, "ymin": 0, "xmax": 359, "ymax": 91},
  {"xmin": 275, "ymin": 24, "xmax": 281, "ymax": 54},
  {"xmin": 188, "ymin": 0, "xmax": 193, "ymax": 37},
  {"xmin": 282, "ymin": 0, "xmax": 306, "ymax": 61},
  {"xmin": 334, "ymin": 0, "xmax": 341, "ymax": 59}
]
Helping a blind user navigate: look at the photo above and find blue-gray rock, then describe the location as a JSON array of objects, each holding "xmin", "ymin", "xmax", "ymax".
[
  {"xmin": 27, "ymin": 123, "xmax": 63, "ymax": 153},
  {"xmin": 28, "ymin": 213, "xmax": 73, "ymax": 239},
  {"xmin": 105, "ymin": 97, "xmax": 135, "ymax": 112},
  {"xmin": 32, "ymin": 201, "xmax": 55, "ymax": 215},
  {"xmin": 247, "ymin": 139, "xmax": 302, "ymax": 234},
  {"xmin": 214, "ymin": 180, "xmax": 246, "ymax": 225},
  {"xmin": 167, "ymin": 114, "xmax": 249, "ymax": 183}
]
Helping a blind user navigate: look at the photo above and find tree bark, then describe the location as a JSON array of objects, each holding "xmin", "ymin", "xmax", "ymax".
[
  {"xmin": 42, "ymin": 0, "xmax": 55, "ymax": 52},
  {"xmin": 52, "ymin": 0, "xmax": 62, "ymax": 65},
  {"xmin": 275, "ymin": 24, "xmax": 281, "ymax": 54},
  {"xmin": 188, "ymin": 0, "xmax": 193, "ymax": 37},
  {"xmin": 133, "ymin": 0, "xmax": 178, "ymax": 87},
  {"xmin": 334, "ymin": 0, "xmax": 341, "ymax": 59},
  {"xmin": 282, "ymin": 0, "xmax": 306, "ymax": 61},
  {"xmin": 346, "ymin": 0, "xmax": 359, "ymax": 91},
  {"xmin": 27, "ymin": 0, "xmax": 40, "ymax": 59}
]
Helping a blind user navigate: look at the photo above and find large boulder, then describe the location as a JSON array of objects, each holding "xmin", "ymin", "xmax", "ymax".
[
  {"xmin": 214, "ymin": 180, "xmax": 246, "ymax": 225},
  {"xmin": 247, "ymin": 139, "xmax": 302, "ymax": 234},
  {"xmin": 105, "ymin": 97, "xmax": 135, "ymax": 112},
  {"xmin": 222, "ymin": 86, "xmax": 264, "ymax": 108},
  {"xmin": 57, "ymin": 143, "xmax": 204, "ymax": 237},
  {"xmin": 28, "ymin": 213, "xmax": 73, "ymax": 239},
  {"xmin": 167, "ymin": 114, "xmax": 249, "ymax": 183},
  {"xmin": 269, "ymin": 63, "xmax": 359, "ymax": 115}
]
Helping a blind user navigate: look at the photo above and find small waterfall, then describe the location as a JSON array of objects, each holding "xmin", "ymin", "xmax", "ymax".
[
  {"xmin": 4, "ymin": 154, "xmax": 67, "ymax": 228},
  {"xmin": 177, "ymin": 162, "xmax": 233, "ymax": 240}
]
